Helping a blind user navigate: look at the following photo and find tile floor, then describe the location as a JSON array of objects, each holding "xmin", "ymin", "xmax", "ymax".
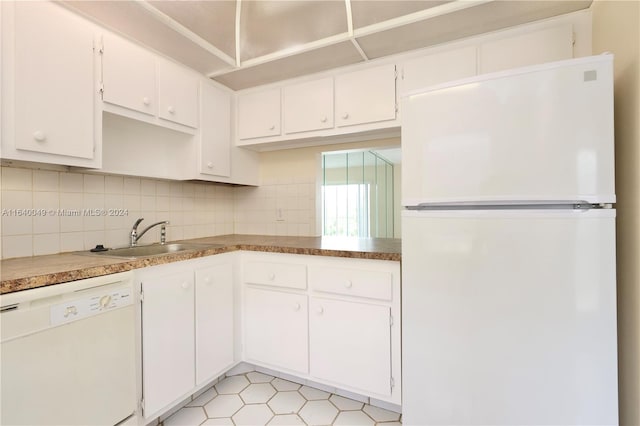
[{"xmin": 161, "ymin": 372, "xmax": 402, "ymax": 426}]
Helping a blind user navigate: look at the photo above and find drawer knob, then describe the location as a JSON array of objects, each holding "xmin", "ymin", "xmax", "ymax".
[
  {"xmin": 293, "ymin": 303, "xmax": 301, "ymax": 311},
  {"xmin": 181, "ymin": 281, "xmax": 189, "ymax": 289},
  {"xmin": 316, "ymin": 306, "xmax": 324, "ymax": 315},
  {"xmin": 142, "ymin": 97, "xmax": 150, "ymax": 106},
  {"xmin": 207, "ymin": 162, "xmax": 214, "ymax": 169},
  {"xmin": 342, "ymin": 113, "xmax": 349, "ymax": 120},
  {"xmin": 268, "ymin": 272, "xmax": 275, "ymax": 281},
  {"xmin": 168, "ymin": 105, "xmax": 175, "ymax": 114},
  {"xmin": 320, "ymin": 116, "xmax": 327, "ymax": 123},
  {"xmin": 344, "ymin": 280, "xmax": 353, "ymax": 288},
  {"xmin": 204, "ymin": 277, "xmax": 211, "ymax": 285},
  {"xmin": 33, "ymin": 131, "xmax": 46, "ymax": 142},
  {"xmin": 269, "ymin": 125, "xmax": 275, "ymax": 131}
]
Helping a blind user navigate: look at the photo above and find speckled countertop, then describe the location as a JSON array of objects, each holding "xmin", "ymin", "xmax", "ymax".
[{"xmin": 0, "ymin": 235, "xmax": 401, "ymax": 295}]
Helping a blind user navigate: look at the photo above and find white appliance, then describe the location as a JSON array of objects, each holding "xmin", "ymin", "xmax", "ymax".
[
  {"xmin": 401, "ymin": 54, "xmax": 618, "ymax": 425},
  {"xmin": 1, "ymin": 272, "xmax": 136, "ymax": 425}
]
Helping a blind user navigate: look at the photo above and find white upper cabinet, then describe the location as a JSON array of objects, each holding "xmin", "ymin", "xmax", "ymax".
[
  {"xmin": 101, "ymin": 33, "xmax": 156, "ymax": 116},
  {"xmin": 158, "ymin": 59, "xmax": 199, "ymax": 128},
  {"xmin": 1, "ymin": 1, "xmax": 99, "ymax": 167},
  {"xmin": 238, "ymin": 88, "xmax": 281, "ymax": 140},
  {"xmin": 335, "ymin": 64, "xmax": 397, "ymax": 128},
  {"xmin": 199, "ymin": 81, "xmax": 231, "ymax": 177},
  {"xmin": 479, "ymin": 24, "xmax": 573, "ymax": 74},
  {"xmin": 400, "ymin": 46, "xmax": 477, "ymax": 95},
  {"xmin": 283, "ymin": 77, "xmax": 334, "ymax": 134}
]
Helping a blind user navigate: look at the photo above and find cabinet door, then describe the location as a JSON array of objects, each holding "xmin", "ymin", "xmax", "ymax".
[
  {"xmin": 400, "ymin": 46, "xmax": 477, "ymax": 95},
  {"xmin": 309, "ymin": 297, "xmax": 391, "ymax": 396},
  {"xmin": 142, "ymin": 271, "xmax": 195, "ymax": 416},
  {"xmin": 335, "ymin": 64, "xmax": 396, "ymax": 127},
  {"xmin": 283, "ymin": 77, "xmax": 333, "ymax": 134},
  {"xmin": 195, "ymin": 262, "xmax": 234, "ymax": 385},
  {"xmin": 238, "ymin": 88, "xmax": 281, "ymax": 139},
  {"xmin": 200, "ymin": 82, "xmax": 231, "ymax": 177},
  {"xmin": 102, "ymin": 33, "xmax": 156, "ymax": 116},
  {"xmin": 244, "ymin": 287, "xmax": 308, "ymax": 373},
  {"xmin": 158, "ymin": 59, "xmax": 199, "ymax": 128},
  {"xmin": 479, "ymin": 24, "xmax": 573, "ymax": 74},
  {"xmin": 12, "ymin": 2, "xmax": 95, "ymax": 159}
]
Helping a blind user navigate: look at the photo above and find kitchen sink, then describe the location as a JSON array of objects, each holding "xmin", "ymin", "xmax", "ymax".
[{"xmin": 80, "ymin": 243, "xmax": 225, "ymax": 259}]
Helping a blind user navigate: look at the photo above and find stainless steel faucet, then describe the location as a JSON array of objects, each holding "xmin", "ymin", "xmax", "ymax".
[{"xmin": 130, "ymin": 218, "xmax": 170, "ymax": 247}]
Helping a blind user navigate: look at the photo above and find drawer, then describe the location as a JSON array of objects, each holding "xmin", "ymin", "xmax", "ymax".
[
  {"xmin": 244, "ymin": 261, "xmax": 307, "ymax": 289},
  {"xmin": 308, "ymin": 266, "xmax": 392, "ymax": 301}
]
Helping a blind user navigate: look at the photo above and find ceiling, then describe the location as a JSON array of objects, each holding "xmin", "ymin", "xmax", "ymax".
[{"xmin": 61, "ymin": 0, "xmax": 592, "ymax": 91}]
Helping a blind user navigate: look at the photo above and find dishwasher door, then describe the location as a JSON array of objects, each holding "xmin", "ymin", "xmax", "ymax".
[{"xmin": 1, "ymin": 272, "xmax": 136, "ymax": 426}]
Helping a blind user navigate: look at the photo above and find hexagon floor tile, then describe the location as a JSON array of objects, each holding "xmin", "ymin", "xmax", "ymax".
[
  {"xmin": 163, "ymin": 407, "xmax": 206, "ymax": 426},
  {"xmin": 204, "ymin": 394, "xmax": 244, "ymax": 418},
  {"xmin": 215, "ymin": 375, "xmax": 250, "ymax": 394},
  {"xmin": 240, "ymin": 383, "xmax": 277, "ymax": 404},
  {"xmin": 232, "ymin": 404, "xmax": 274, "ymax": 425},
  {"xmin": 268, "ymin": 391, "xmax": 306, "ymax": 414},
  {"xmin": 165, "ymin": 372, "xmax": 402, "ymax": 425},
  {"xmin": 298, "ymin": 400, "xmax": 339, "ymax": 425},
  {"xmin": 271, "ymin": 378, "xmax": 301, "ymax": 391},
  {"xmin": 247, "ymin": 371, "xmax": 275, "ymax": 383}
]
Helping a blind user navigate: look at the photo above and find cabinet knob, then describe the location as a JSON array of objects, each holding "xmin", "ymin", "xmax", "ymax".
[
  {"xmin": 207, "ymin": 162, "xmax": 214, "ymax": 169},
  {"xmin": 142, "ymin": 97, "xmax": 150, "ymax": 106},
  {"xmin": 320, "ymin": 116, "xmax": 327, "ymax": 123},
  {"xmin": 344, "ymin": 280, "xmax": 353, "ymax": 288},
  {"xmin": 168, "ymin": 106, "xmax": 175, "ymax": 114},
  {"xmin": 316, "ymin": 306, "xmax": 324, "ymax": 315},
  {"xmin": 269, "ymin": 125, "xmax": 275, "ymax": 131},
  {"xmin": 181, "ymin": 281, "xmax": 189, "ymax": 289},
  {"xmin": 293, "ymin": 303, "xmax": 301, "ymax": 311},
  {"xmin": 268, "ymin": 272, "xmax": 276, "ymax": 281},
  {"xmin": 342, "ymin": 113, "xmax": 349, "ymax": 120},
  {"xmin": 33, "ymin": 131, "xmax": 46, "ymax": 142},
  {"xmin": 204, "ymin": 277, "xmax": 211, "ymax": 285}
]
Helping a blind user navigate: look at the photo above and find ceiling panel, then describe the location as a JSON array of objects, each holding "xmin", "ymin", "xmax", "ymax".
[
  {"xmin": 357, "ymin": 0, "xmax": 592, "ymax": 59},
  {"xmin": 351, "ymin": 0, "xmax": 450, "ymax": 29},
  {"xmin": 147, "ymin": 1, "xmax": 237, "ymax": 60},
  {"xmin": 60, "ymin": 1, "xmax": 232, "ymax": 75},
  {"xmin": 214, "ymin": 41, "xmax": 363, "ymax": 90},
  {"xmin": 240, "ymin": 1, "xmax": 348, "ymax": 61}
]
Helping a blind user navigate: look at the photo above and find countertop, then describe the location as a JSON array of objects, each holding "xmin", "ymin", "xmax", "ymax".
[{"xmin": 0, "ymin": 235, "xmax": 401, "ymax": 295}]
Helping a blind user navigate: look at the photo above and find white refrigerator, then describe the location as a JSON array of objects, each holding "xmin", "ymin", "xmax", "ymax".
[{"xmin": 401, "ymin": 54, "xmax": 618, "ymax": 425}]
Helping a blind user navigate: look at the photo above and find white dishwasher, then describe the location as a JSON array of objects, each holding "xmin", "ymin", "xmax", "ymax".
[{"xmin": 1, "ymin": 272, "xmax": 136, "ymax": 426}]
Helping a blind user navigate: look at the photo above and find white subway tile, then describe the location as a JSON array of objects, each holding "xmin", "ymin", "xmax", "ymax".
[
  {"xmin": 83, "ymin": 174, "xmax": 105, "ymax": 193},
  {"xmin": 1, "ymin": 167, "xmax": 32, "ymax": 190},
  {"xmin": 83, "ymin": 230, "xmax": 106, "ymax": 251},
  {"xmin": 60, "ymin": 232, "xmax": 84, "ymax": 253},
  {"xmin": 33, "ymin": 233, "xmax": 60, "ymax": 256},
  {"xmin": 140, "ymin": 179, "xmax": 156, "ymax": 196},
  {"xmin": 123, "ymin": 177, "xmax": 141, "ymax": 195},
  {"xmin": 2, "ymin": 235, "xmax": 33, "ymax": 258},
  {"xmin": 105, "ymin": 176, "xmax": 124, "ymax": 194},
  {"xmin": 123, "ymin": 194, "xmax": 141, "ymax": 211},
  {"xmin": 33, "ymin": 170, "xmax": 59, "ymax": 192},
  {"xmin": 59, "ymin": 173, "xmax": 83, "ymax": 192},
  {"xmin": 156, "ymin": 181, "xmax": 171, "ymax": 196},
  {"xmin": 33, "ymin": 192, "xmax": 59, "ymax": 234}
]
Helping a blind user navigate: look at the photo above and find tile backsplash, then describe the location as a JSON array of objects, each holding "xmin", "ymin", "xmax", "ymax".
[{"xmin": 0, "ymin": 166, "xmax": 319, "ymax": 259}]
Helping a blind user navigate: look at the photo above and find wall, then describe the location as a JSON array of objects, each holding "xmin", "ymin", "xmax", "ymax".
[
  {"xmin": 0, "ymin": 165, "xmax": 234, "ymax": 258},
  {"xmin": 233, "ymin": 138, "xmax": 400, "ymax": 237},
  {"xmin": 592, "ymin": 1, "xmax": 640, "ymax": 425}
]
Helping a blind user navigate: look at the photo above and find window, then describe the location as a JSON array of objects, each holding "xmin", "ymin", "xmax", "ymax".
[{"xmin": 321, "ymin": 150, "xmax": 395, "ymax": 238}]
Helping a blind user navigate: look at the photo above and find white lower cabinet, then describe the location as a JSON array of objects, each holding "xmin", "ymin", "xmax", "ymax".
[
  {"xmin": 195, "ymin": 262, "xmax": 234, "ymax": 385},
  {"xmin": 244, "ymin": 287, "xmax": 309, "ymax": 374},
  {"xmin": 309, "ymin": 297, "xmax": 391, "ymax": 396},
  {"xmin": 141, "ymin": 269, "xmax": 195, "ymax": 416},
  {"xmin": 139, "ymin": 254, "xmax": 235, "ymax": 419},
  {"xmin": 241, "ymin": 252, "xmax": 401, "ymax": 405}
]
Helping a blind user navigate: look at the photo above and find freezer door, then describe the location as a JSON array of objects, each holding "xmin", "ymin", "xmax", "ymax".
[
  {"xmin": 401, "ymin": 55, "xmax": 615, "ymax": 206},
  {"xmin": 401, "ymin": 209, "xmax": 618, "ymax": 426}
]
